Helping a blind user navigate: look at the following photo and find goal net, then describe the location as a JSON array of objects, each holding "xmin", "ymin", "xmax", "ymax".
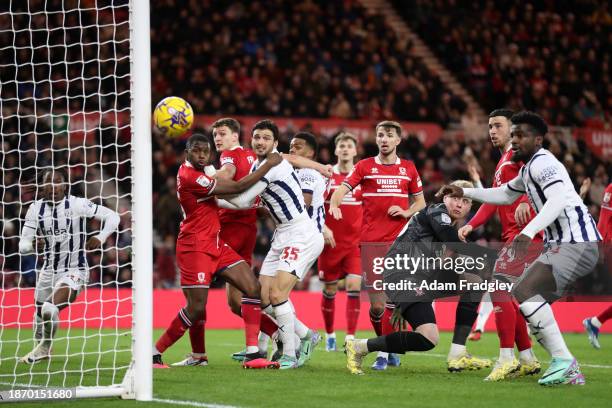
[{"xmin": 0, "ymin": 0, "xmax": 151, "ymax": 400}]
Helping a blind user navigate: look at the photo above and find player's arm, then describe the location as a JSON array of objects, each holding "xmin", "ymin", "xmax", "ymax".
[
  {"xmin": 79, "ymin": 199, "xmax": 121, "ymax": 249},
  {"xmin": 298, "ymin": 169, "xmax": 316, "ymax": 213},
  {"xmin": 215, "ymin": 152, "xmax": 237, "ymax": 181},
  {"xmin": 459, "ymin": 202, "xmax": 497, "ymax": 241},
  {"xmin": 438, "ymin": 176, "xmax": 524, "ymax": 205},
  {"xmin": 520, "ymin": 179, "xmax": 565, "ymax": 239},
  {"xmin": 388, "ymin": 193, "xmax": 426, "ymax": 219},
  {"xmin": 330, "ymin": 162, "xmax": 362, "ymax": 219},
  {"xmin": 282, "ymin": 153, "xmax": 332, "ymax": 178},
  {"xmin": 329, "ymin": 184, "xmax": 350, "ymax": 220},
  {"xmin": 18, "ymin": 204, "xmax": 38, "ymax": 254},
  {"xmin": 214, "ymin": 152, "xmax": 281, "ymax": 195}
]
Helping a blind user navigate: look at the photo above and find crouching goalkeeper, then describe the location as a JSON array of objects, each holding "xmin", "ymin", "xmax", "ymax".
[{"xmin": 346, "ymin": 180, "xmax": 497, "ymax": 374}]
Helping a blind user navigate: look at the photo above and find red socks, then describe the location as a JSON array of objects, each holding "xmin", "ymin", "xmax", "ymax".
[
  {"xmin": 189, "ymin": 309, "xmax": 206, "ymax": 354},
  {"xmin": 493, "ymin": 299, "xmax": 516, "ymax": 349},
  {"xmin": 241, "ymin": 298, "xmax": 261, "ymax": 347},
  {"xmin": 260, "ymin": 311, "xmax": 278, "ymax": 336},
  {"xmin": 597, "ymin": 305, "xmax": 612, "ymax": 324},
  {"xmin": 156, "ymin": 308, "xmax": 191, "ymax": 354},
  {"xmin": 381, "ymin": 303, "xmax": 396, "ymax": 335},
  {"xmin": 321, "ymin": 291, "xmax": 336, "ymax": 334},
  {"xmin": 513, "ymin": 301, "xmax": 532, "ymax": 351},
  {"xmin": 346, "ymin": 291, "xmax": 361, "ymax": 336},
  {"xmin": 369, "ymin": 308, "xmax": 383, "ymax": 336}
]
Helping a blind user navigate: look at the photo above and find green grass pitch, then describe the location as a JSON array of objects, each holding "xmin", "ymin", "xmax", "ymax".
[{"xmin": 1, "ymin": 329, "xmax": 611, "ymax": 407}]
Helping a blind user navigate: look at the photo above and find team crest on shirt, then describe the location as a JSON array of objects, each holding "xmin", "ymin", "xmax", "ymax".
[
  {"xmin": 371, "ymin": 168, "xmax": 379, "ymax": 174},
  {"xmin": 196, "ymin": 175, "xmax": 211, "ymax": 188},
  {"xmin": 399, "ymin": 167, "xmax": 407, "ymax": 176},
  {"xmin": 440, "ymin": 213, "xmax": 452, "ymax": 225}
]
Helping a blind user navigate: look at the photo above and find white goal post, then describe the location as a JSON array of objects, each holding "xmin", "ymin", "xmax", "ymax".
[{"xmin": 0, "ymin": 0, "xmax": 152, "ymax": 401}]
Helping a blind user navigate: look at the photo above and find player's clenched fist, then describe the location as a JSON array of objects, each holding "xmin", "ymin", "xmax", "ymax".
[{"xmin": 265, "ymin": 151, "xmax": 282, "ymax": 166}]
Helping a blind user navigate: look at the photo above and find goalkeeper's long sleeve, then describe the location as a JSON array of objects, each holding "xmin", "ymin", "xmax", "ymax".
[{"xmin": 93, "ymin": 205, "xmax": 120, "ymax": 243}]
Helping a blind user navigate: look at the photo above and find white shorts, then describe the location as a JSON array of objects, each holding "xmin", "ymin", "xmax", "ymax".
[
  {"xmin": 260, "ymin": 217, "xmax": 324, "ymax": 281},
  {"xmin": 529, "ymin": 242, "xmax": 599, "ymax": 296},
  {"xmin": 35, "ymin": 268, "xmax": 88, "ymax": 303}
]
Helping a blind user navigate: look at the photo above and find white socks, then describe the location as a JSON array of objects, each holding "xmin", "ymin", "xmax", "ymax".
[
  {"xmin": 33, "ymin": 313, "xmax": 43, "ymax": 341},
  {"xmin": 41, "ymin": 302, "xmax": 59, "ymax": 347},
  {"xmin": 448, "ymin": 343, "xmax": 467, "ymax": 359},
  {"xmin": 591, "ymin": 317, "xmax": 602, "ymax": 328},
  {"xmin": 519, "ymin": 348, "xmax": 537, "ymax": 363},
  {"xmin": 273, "ymin": 301, "xmax": 296, "ymax": 358},
  {"xmin": 288, "ymin": 299, "xmax": 309, "ymax": 339},
  {"xmin": 475, "ymin": 293, "xmax": 493, "ymax": 332},
  {"xmin": 519, "ymin": 296, "xmax": 572, "ymax": 360},
  {"xmin": 499, "ymin": 348, "xmax": 514, "ymax": 361}
]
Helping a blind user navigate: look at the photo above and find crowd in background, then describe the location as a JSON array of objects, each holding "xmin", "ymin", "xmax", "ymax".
[
  {"xmin": 1, "ymin": 0, "xmax": 610, "ymax": 291},
  {"xmin": 396, "ymin": 0, "xmax": 612, "ymax": 127},
  {"xmin": 150, "ymin": 0, "xmax": 467, "ymax": 126}
]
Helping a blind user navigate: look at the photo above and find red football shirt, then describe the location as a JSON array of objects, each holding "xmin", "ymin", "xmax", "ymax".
[
  {"xmin": 218, "ymin": 146, "xmax": 257, "ymax": 226},
  {"xmin": 324, "ymin": 164, "xmax": 362, "ymax": 249},
  {"xmin": 598, "ymin": 183, "xmax": 612, "ymax": 243},
  {"xmin": 343, "ymin": 156, "xmax": 423, "ymax": 243},
  {"xmin": 176, "ymin": 161, "xmax": 219, "ymax": 238},
  {"xmin": 468, "ymin": 147, "xmax": 541, "ymax": 242}
]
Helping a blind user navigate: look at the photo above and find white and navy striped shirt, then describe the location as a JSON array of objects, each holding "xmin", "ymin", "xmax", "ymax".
[
  {"xmin": 507, "ymin": 148, "xmax": 601, "ymax": 243},
  {"xmin": 21, "ymin": 195, "xmax": 120, "ymax": 273},
  {"xmin": 296, "ymin": 168, "xmax": 328, "ymax": 233},
  {"xmin": 252, "ymin": 158, "xmax": 308, "ymax": 225}
]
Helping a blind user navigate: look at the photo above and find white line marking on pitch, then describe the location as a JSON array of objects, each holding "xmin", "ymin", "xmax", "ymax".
[{"xmin": 152, "ymin": 397, "xmax": 241, "ymax": 408}]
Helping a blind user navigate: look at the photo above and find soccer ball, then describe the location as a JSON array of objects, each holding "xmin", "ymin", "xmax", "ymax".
[{"xmin": 153, "ymin": 96, "xmax": 194, "ymax": 138}]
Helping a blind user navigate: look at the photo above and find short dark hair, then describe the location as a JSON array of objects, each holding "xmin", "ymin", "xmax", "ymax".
[
  {"xmin": 292, "ymin": 132, "xmax": 318, "ymax": 157},
  {"xmin": 186, "ymin": 133, "xmax": 211, "ymax": 149},
  {"xmin": 375, "ymin": 120, "xmax": 402, "ymax": 137},
  {"xmin": 211, "ymin": 117, "xmax": 240, "ymax": 134},
  {"xmin": 488, "ymin": 108, "xmax": 514, "ymax": 119},
  {"xmin": 511, "ymin": 111, "xmax": 548, "ymax": 136},
  {"xmin": 252, "ymin": 119, "xmax": 279, "ymax": 141}
]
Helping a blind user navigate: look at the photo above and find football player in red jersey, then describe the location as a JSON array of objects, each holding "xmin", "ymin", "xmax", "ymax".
[
  {"xmin": 458, "ymin": 109, "xmax": 541, "ymax": 380},
  {"xmin": 329, "ymin": 121, "xmax": 426, "ymax": 370},
  {"xmin": 319, "ymin": 132, "xmax": 363, "ymax": 351},
  {"xmin": 583, "ymin": 183, "xmax": 612, "ymax": 349},
  {"xmin": 152, "ymin": 134, "xmax": 281, "ymax": 369}
]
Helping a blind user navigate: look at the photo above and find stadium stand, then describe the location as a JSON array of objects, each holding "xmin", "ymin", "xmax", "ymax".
[{"xmin": 392, "ymin": 0, "xmax": 611, "ymax": 127}]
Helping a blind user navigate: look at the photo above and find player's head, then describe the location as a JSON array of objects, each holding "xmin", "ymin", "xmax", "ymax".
[
  {"xmin": 488, "ymin": 108, "xmax": 513, "ymax": 149},
  {"xmin": 41, "ymin": 167, "xmax": 68, "ymax": 202},
  {"xmin": 185, "ymin": 133, "xmax": 213, "ymax": 171},
  {"xmin": 289, "ymin": 132, "xmax": 317, "ymax": 160},
  {"xmin": 375, "ymin": 120, "xmax": 401, "ymax": 156},
  {"xmin": 334, "ymin": 132, "xmax": 358, "ymax": 163},
  {"xmin": 443, "ymin": 180, "xmax": 473, "ymax": 221},
  {"xmin": 212, "ymin": 117, "xmax": 240, "ymax": 152},
  {"xmin": 251, "ymin": 119, "xmax": 279, "ymax": 158},
  {"xmin": 510, "ymin": 111, "xmax": 547, "ymax": 162}
]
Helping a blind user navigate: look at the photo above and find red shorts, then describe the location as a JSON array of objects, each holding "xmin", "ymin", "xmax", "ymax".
[
  {"xmin": 220, "ymin": 222, "xmax": 257, "ymax": 266},
  {"xmin": 318, "ymin": 245, "xmax": 361, "ymax": 283},
  {"xmin": 176, "ymin": 233, "xmax": 244, "ymax": 287},
  {"xmin": 494, "ymin": 240, "xmax": 543, "ymax": 280},
  {"xmin": 360, "ymin": 241, "xmax": 393, "ymax": 290}
]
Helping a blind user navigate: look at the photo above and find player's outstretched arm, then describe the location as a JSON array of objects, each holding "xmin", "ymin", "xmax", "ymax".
[
  {"xmin": 329, "ymin": 184, "xmax": 350, "ymax": 220},
  {"xmin": 438, "ymin": 177, "xmax": 523, "ymax": 206},
  {"xmin": 214, "ymin": 152, "xmax": 282, "ymax": 195},
  {"xmin": 282, "ymin": 153, "xmax": 332, "ymax": 178}
]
